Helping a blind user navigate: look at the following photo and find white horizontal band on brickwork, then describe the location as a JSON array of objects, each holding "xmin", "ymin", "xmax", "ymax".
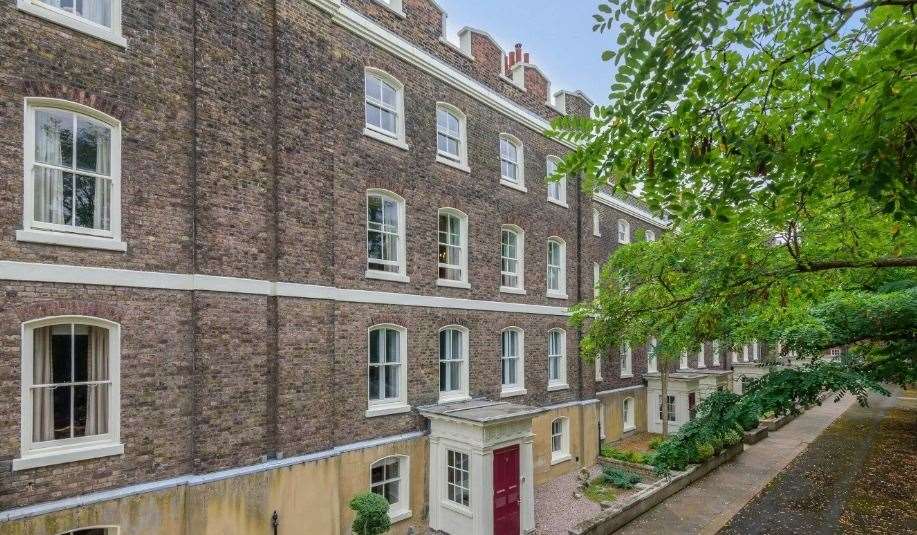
[{"xmin": 0, "ymin": 261, "xmax": 571, "ymax": 316}]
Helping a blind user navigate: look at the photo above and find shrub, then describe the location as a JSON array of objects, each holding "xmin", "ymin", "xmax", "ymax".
[
  {"xmin": 602, "ymin": 467, "xmax": 642, "ymax": 489},
  {"xmin": 600, "ymin": 446, "xmax": 647, "ymax": 465},
  {"xmin": 695, "ymin": 442, "xmax": 715, "ymax": 462},
  {"xmin": 724, "ymin": 429, "xmax": 742, "ymax": 446},
  {"xmin": 349, "ymin": 492, "xmax": 391, "ymax": 535},
  {"xmin": 648, "ymin": 436, "xmax": 665, "ymax": 450},
  {"xmin": 710, "ymin": 434, "xmax": 725, "ymax": 453}
]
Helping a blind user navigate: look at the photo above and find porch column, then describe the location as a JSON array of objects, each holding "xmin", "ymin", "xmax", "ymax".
[{"xmin": 520, "ymin": 437, "xmax": 536, "ymax": 534}]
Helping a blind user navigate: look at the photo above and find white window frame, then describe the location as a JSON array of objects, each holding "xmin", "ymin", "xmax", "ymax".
[
  {"xmin": 546, "ymin": 237, "xmax": 567, "ymax": 299},
  {"xmin": 645, "ymin": 229, "xmax": 656, "ymax": 242},
  {"xmin": 657, "ymin": 394, "xmax": 677, "ymax": 423},
  {"xmin": 373, "ymin": 0, "xmax": 404, "ymax": 17},
  {"xmin": 435, "ymin": 103, "xmax": 469, "ymax": 172},
  {"xmin": 363, "ymin": 67, "xmax": 408, "ymax": 150},
  {"xmin": 697, "ymin": 344, "xmax": 706, "ymax": 368},
  {"xmin": 593, "ymin": 262, "xmax": 601, "ymax": 298},
  {"xmin": 19, "ymin": 98, "xmax": 126, "ymax": 252},
  {"xmin": 550, "ymin": 417, "xmax": 571, "ymax": 464},
  {"xmin": 545, "ymin": 156, "xmax": 567, "ymax": 207},
  {"xmin": 617, "ymin": 219, "xmax": 631, "ymax": 244},
  {"xmin": 752, "ymin": 341, "xmax": 760, "ymax": 361},
  {"xmin": 16, "ymin": 316, "xmax": 122, "ymax": 471},
  {"xmin": 619, "ymin": 344, "xmax": 633, "ymax": 378},
  {"xmin": 711, "ymin": 340, "xmax": 721, "ymax": 366},
  {"xmin": 436, "ymin": 208, "xmax": 469, "ymax": 289},
  {"xmin": 647, "ymin": 337, "xmax": 658, "ymax": 373},
  {"xmin": 623, "ymin": 397, "xmax": 635, "ymax": 431},
  {"xmin": 498, "ymin": 133, "xmax": 526, "ymax": 192},
  {"xmin": 680, "ymin": 351, "xmax": 689, "ymax": 369},
  {"xmin": 18, "ymin": 0, "xmax": 126, "ymax": 47},
  {"xmin": 366, "ymin": 189, "xmax": 409, "ymax": 283},
  {"xmin": 445, "ymin": 448, "xmax": 471, "ymax": 509},
  {"xmin": 500, "ymin": 327, "xmax": 526, "ymax": 397},
  {"xmin": 499, "ymin": 225, "xmax": 525, "ymax": 294},
  {"xmin": 592, "ymin": 208, "xmax": 601, "ymax": 237},
  {"xmin": 57, "ymin": 527, "xmax": 120, "ymax": 535},
  {"xmin": 438, "ymin": 326, "xmax": 470, "ymax": 403},
  {"xmin": 732, "ymin": 349, "xmax": 739, "ymax": 364},
  {"xmin": 547, "ymin": 329, "xmax": 567, "ymax": 390},
  {"xmin": 370, "ymin": 455, "xmax": 411, "ymax": 523},
  {"xmin": 595, "ymin": 355, "xmax": 603, "ymax": 382},
  {"xmin": 742, "ymin": 345, "xmax": 751, "ymax": 362},
  {"xmin": 366, "ymin": 324, "xmax": 410, "ymax": 417}
]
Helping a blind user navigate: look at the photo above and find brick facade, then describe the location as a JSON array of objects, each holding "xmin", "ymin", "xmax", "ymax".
[{"xmin": 0, "ymin": 0, "xmax": 668, "ymax": 519}]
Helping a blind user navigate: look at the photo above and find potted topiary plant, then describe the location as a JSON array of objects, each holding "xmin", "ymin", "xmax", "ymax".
[{"xmin": 349, "ymin": 492, "xmax": 391, "ymax": 535}]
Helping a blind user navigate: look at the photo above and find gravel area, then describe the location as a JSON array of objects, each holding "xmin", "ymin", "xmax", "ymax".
[{"xmin": 534, "ymin": 465, "xmax": 604, "ymax": 535}]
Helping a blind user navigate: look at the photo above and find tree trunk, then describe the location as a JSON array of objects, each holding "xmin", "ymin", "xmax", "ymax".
[{"xmin": 661, "ymin": 366, "xmax": 669, "ymax": 437}]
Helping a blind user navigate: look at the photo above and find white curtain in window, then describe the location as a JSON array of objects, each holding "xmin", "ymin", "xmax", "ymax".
[
  {"xmin": 93, "ymin": 130, "xmax": 112, "ymax": 230},
  {"xmin": 86, "ymin": 326, "xmax": 109, "ymax": 435},
  {"xmin": 34, "ymin": 113, "xmax": 65, "ymax": 225},
  {"xmin": 31, "ymin": 328, "xmax": 54, "ymax": 442},
  {"xmin": 81, "ymin": 0, "xmax": 112, "ymax": 27}
]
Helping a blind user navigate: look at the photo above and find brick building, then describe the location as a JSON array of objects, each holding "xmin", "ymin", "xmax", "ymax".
[{"xmin": 0, "ymin": 1, "xmax": 710, "ymax": 534}]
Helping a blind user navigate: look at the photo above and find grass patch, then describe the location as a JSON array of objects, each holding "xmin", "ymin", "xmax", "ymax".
[{"xmin": 583, "ymin": 477, "xmax": 618, "ymax": 503}]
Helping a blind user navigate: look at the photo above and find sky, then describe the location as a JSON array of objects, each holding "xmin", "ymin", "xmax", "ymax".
[{"xmin": 437, "ymin": 0, "xmax": 617, "ymax": 105}]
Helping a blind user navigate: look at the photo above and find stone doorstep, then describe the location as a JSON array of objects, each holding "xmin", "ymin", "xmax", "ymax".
[
  {"xmin": 743, "ymin": 425, "xmax": 769, "ymax": 445},
  {"xmin": 570, "ymin": 443, "xmax": 745, "ymax": 535}
]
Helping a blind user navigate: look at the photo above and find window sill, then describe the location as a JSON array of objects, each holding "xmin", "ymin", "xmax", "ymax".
[
  {"xmin": 500, "ymin": 179, "xmax": 528, "ymax": 193},
  {"xmin": 547, "ymin": 198, "xmax": 569, "ymax": 208},
  {"xmin": 365, "ymin": 403, "xmax": 412, "ymax": 418},
  {"xmin": 499, "ymin": 286, "xmax": 527, "ymax": 295},
  {"xmin": 363, "ymin": 127, "xmax": 409, "ymax": 151},
  {"xmin": 365, "ymin": 269, "xmax": 410, "ymax": 283},
  {"xmin": 437, "ymin": 278, "xmax": 471, "ymax": 289},
  {"xmin": 436, "ymin": 155, "xmax": 471, "ymax": 173},
  {"xmin": 442, "ymin": 500, "xmax": 474, "ymax": 518},
  {"xmin": 595, "ymin": 376, "xmax": 603, "ymax": 382},
  {"xmin": 547, "ymin": 383, "xmax": 569, "ymax": 392},
  {"xmin": 17, "ymin": 1, "xmax": 127, "ymax": 47},
  {"xmin": 546, "ymin": 291, "xmax": 568, "ymax": 300},
  {"xmin": 13, "ymin": 441, "xmax": 124, "ymax": 471},
  {"xmin": 389, "ymin": 509, "xmax": 412, "ymax": 524},
  {"xmin": 623, "ymin": 425, "xmax": 636, "ymax": 433},
  {"xmin": 593, "ymin": 232, "xmax": 602, "ymax": 238},
  {"xmin": 438, "ymin": 393, "xmax": 472, "ymax": 404},
  {"xmin": 17, "ymin": 229, "xmax": 127, "ymax": 252},
  {"xmin": 371, "ymin": 0, "xmax": 406, "ymax": 17},
  {"xmin": 500, "ymin": 387, "xmax": 527, "ymax": 398},
  {"xmin": 550, "ymin": 453, "xmax": 572, "ymax": 466},
  {"xmin": 620, "ymin": 373, "xmax": 633, "ymax": 379}
]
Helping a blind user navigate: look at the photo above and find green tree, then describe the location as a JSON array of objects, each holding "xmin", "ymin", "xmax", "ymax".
[
  {"xmin": 554, "ymin": 0, "xmax": 916, "ymax": 402},
  {"xmin": 349, "ymin": 492, "xmax": 391, "ymax": 535}
]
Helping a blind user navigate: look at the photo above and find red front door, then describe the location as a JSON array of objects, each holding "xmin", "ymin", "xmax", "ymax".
[{"xmin": 493, "ymin": 445, "xmax": 520, "ymax": 535}]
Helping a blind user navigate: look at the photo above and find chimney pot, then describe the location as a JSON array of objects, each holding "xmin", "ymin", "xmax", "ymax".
[
  {"xmin": 515, "ymin": 43, "xmax": 523, "ymax": 63},
  {"xmin": 523, "ymin": 52, "xmax": 530, "ymax": 63}
]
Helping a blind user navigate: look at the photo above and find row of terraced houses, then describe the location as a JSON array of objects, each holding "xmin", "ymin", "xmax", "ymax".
[{"xmin": 0, "ymin": 1, "xmax": 770, "ymax": 534}]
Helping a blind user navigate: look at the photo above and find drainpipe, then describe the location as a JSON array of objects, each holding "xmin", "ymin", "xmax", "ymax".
[
  {"xmin": 575, "ymin": 174, "xmax": 586, "ymax": 463},
  {"xmin": 266, "ymin": 0, "xmax": 282, "ymax": 460},
  {"xmin": 271, "ymin": 511, "xmax": 279, "ymax": 535}
]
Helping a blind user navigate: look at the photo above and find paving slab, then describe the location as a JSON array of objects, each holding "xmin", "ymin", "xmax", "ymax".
[{"xmin": 613, "ymin": 395, "xmax": 856, "ymax": 535}]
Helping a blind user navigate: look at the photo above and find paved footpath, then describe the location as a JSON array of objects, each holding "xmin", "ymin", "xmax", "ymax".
[{"xmin": 615, "ymin": 395, "xmax": 857, "ymax": 535}]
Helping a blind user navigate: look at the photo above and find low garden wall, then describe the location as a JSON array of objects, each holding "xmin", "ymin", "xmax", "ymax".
[
  {"xmin": 570, "ymin": 443, "xmax": 744, "ymax": 535},
  {"xmin": 595, "ymin": 457, "xmax": 658, "ymax": 480},
  {"xmin": 743, "ymin": 425, "xmax": 769, "ymax": 445},
  {"xmin": 762, "ymin": 412, "xmax": 796, "ymax": 432}
]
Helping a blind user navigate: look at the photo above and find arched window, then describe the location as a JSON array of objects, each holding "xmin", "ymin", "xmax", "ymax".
[
  {"xmin": 438, "ymin": 326, "xmax": 469, "ymax": 403},
  {"xmin": 647, "ymin": 337, "xmax": 658, "ymax": 373},
  {"xmin": 437, "ymin": 208, "xmax": 469, "ymax": 287},
  {"xmin": 364, "ymin": 67, "xmax": 407, "ymax": 149},
  {"xmin": 592, "ymin": 208, "xmax": 601, "ymax": 236},
  {"xmin": 619, "ymin": 344, "xmax": 633, "ymax": 377},
  {"xmin": 593, "ymin": 262, "xmax": 601, "ymax": 298},
  {"xmin": 500, "ymin": 225, "xmax": 525, "ymax": 293},
  {"xmin": 370, "ymin": 455, "xmax": 410, "ymax": 520},
  {"xmin": 546, "ymin": 237, "xmax": 567, "ymax": 299},
  {"xmin": 617, "ymin": 219, "xmax": 630, "ymax": 244},
  {"xmin": 500, "ymin": 327, "xmax": 525, "ymax": 396},
  {"xmin": 550, "ymin": 417, "xmax": 570, "ymax": 464},
  {"xmin": 366, "ymin": 189, "xmax": 408, "ymax": 282},
  {"xmin": 547, "ymin": 329, "xmax": 567, "ymax": 389},
  {"xmin": 435, "ymin": 103, "xmax": 469, "ymax": 171},
  {"xmin": 546, "ymin": 156, "xmax": 566, "ymax": 206},
  {"xmin": 17, "ymin": 316, "xmax": 121, "ymax": 471},
  {"xmin": 366, "ymin": 324, "xmax": 409, "ymax": 417},
  {"xmin": 623, "ymin": 397, "xmax": 635, "ymax": 431},
  {"xmin": 20, "ymin": 98, "xmax": 125, "ymax": 251},
  {"xmin": 499, "ymin": 134, "xmax": 525, "ymax": 190},
  {"xmin": 645, "ymin": 229, "xmax": 656, "ymax": 242}
]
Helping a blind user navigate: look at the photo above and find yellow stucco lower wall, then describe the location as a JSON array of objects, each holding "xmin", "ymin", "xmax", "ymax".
[
  {"xmin": 597, "ymin": 388, "xmax": 648, "ymax": 444},
  {"xmin": 0, "ymin": 437, "xmax": 428, "ymax": 535},
  {"xmin": 531, "ymin": 402, "xmax": 603, "ymax": 486}
]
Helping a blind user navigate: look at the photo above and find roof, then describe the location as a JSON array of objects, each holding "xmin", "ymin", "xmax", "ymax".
[{"xmin": 418, "ymin": 398, "xmax": 545, "ymax": 424}]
